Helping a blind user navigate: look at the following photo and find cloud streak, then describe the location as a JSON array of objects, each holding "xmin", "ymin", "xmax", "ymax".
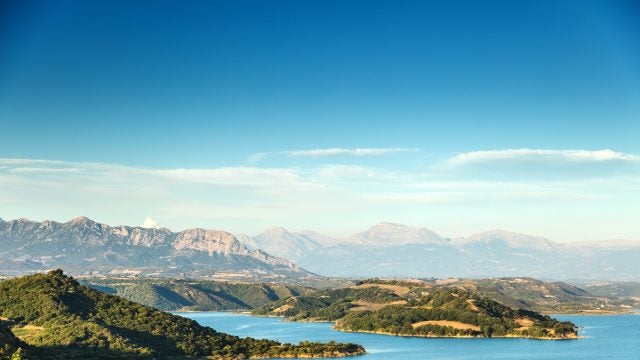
[
  {"xmin": 438, "ymin": 148, "xmax": 640, "ymax": 180},
  {"xmin": 447, "ymin": 149, "xmax": 639, "ymax": 165},
  {"xmin": 286, "ymin": 147, "xmax": 418, "ymax": 157}
]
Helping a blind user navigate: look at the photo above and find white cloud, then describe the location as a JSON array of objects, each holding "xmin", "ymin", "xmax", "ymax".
[
  {"xmin": 141, "ymin": 217, "xmax": 160, "ymax": 229},
  {"xmin": 447, "ymin": 149, "xmax": 639, "ymax": 165},
  {"xmin": 286, "ymin": 147, "xmax": 418, "ymax": 157}
]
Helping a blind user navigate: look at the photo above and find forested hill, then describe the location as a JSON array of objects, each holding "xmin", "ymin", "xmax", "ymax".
[
  {"xmin": 253, "ymin": 280, "xmax": 578, "ymax": 339},
  {"xmin": 0, "ymin": 270, "xmax": 365, "ymax": 359},
  {"xmin": 81, "ymin": 277, "xmax": 314, "ymax": 311}
]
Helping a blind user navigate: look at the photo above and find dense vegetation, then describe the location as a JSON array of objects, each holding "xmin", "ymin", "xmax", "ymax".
[
  {"xmin": 0, "ymin": 271, "xmax": 365, "ymax": 359},
  {"xmin": 253, "ymin": 280, "xmax": 577, "ymax": 339},
  {"xmin": 82, "ymin": 277, "xmax": 312, "ymax": 311}
]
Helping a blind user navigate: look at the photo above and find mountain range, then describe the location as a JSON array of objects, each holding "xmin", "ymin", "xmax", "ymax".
[
  {"xmin": 2, "ymin": 217, "xmax": 639, "ymax": 281},
  {"xmin": 239, "ymin": 222, "xmax": 640, "ymax": 280},
  {"xmin": 0, "ymin": 217, "xmax": 310, "ymax": 280}
]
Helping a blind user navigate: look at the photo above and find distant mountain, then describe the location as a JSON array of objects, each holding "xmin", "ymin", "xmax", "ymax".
[
  {"xmin": 239, "ymin": 227, "xmax": 324, "ymax": 262},
  {"xmin": 239, "ymin": 223, "xmax": 640, "ymax": 280},
  {"xmin": 349, "ymin": 222, "xmax": 447, "ymax": 247},
  {"xmin": 0, "ymin": 217, "xmax": 311, "ymax": 279},
  {"xmin": 456, "ymin": 229, "xmax": 559, "ymax": 251}
]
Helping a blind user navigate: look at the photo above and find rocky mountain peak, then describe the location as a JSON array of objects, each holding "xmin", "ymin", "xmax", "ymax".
[
  {"xmin": 174, "ymin": 228, "xmax": 247, "ymax": 256},
  {"xmin": 68, "ymin": 216, "xmax": 93, "ymax": 224}
]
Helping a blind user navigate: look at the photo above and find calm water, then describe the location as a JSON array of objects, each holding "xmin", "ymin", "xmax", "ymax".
[{"xmin": 175, "ymin": 312, "xmax": 639, "ymax": 359}]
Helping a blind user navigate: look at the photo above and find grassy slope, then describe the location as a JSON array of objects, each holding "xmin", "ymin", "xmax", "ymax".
[{"xmin": 0, "ymin": 270, "xmax": 364, "ymax": 359}]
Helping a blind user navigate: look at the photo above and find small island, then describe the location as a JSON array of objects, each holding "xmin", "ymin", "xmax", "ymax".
[
  {"xmin": 253, "ymin": 279, "xmax": 578, "ymax": 339},
  {"xmin": 0, "ymin": 270, "xmax": 365, "ymax": 359}
]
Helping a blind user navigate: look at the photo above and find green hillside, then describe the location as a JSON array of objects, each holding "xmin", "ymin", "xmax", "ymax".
[
  {"xmin": 253, "ymin": 280, "xmax": 577, "ymax": 339},
  {"xmin": 81, "ymin": 277, "xmax": 313, "ymax": 311},
  {"xmin": 0, "ymin": 271, "xmax": 365, "ymax": 359}
]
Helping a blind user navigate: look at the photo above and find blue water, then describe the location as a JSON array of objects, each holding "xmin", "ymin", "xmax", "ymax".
[{"xmin": 176, "ymin": 312, "xmax": 639, "ymax": 359}]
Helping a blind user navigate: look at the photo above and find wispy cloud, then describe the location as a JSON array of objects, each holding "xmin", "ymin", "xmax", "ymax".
[
  {"xmin": 247, "ymin": 147, "xmax": 418, "ymax": 163},
  {"xmin": 438, "ymin": 148, "xmax": 640, "ymax": 180},
  {"xmin": 0, "ymin": 158, "xmax": 66, "ymax": 166},
  {"xmin": 247, "ymin": 152, "xmax": 269, "ymax": 164},
  {"xmin": 447, "ymin": 149, "xmax": 639, "ymax": 165},
  {"xmin": 9, "ymin": 167, "xmax": 83, "ymax": 174},
  {"xmin": 286, "ymin": 147, "xmax": 418, "ymax": 157}
]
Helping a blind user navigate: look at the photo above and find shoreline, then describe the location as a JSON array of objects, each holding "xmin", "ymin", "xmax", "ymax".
[
  {"xmin": 202, "ymin": 312, "xmax": 582, "ymax": 340},
  {"xmin": 333, "ymin": 327, "xmax": 581, "ymax": 340},
  {"xmin": 549, "ymin": 310, "xmax": 638, "ymax": 316},
  {"xmin": 173, "ymin": 308, "xmax": 639, "ymax": 317}
]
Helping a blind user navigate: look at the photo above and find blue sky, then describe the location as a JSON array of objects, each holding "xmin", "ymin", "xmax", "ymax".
[{"xmin": 0, "ymin": 0, "xmax": 639, "ymax": 241}]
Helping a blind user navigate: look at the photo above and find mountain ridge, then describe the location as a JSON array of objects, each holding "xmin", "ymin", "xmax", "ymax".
[{"xmin": 0, "ymin": 217, "xmax": 308, "ymax": 280}]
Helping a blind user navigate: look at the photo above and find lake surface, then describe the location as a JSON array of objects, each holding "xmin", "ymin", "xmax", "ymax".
[{"xmin": 176, "ymin": 312, "xmax": 639, "ymax": 359}]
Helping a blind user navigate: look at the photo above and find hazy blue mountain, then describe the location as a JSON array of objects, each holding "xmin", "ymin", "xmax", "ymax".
[
  {"xmin": 0, "ymin": 217, "xmax": 310, "ymax": 279},
  {"xmin": 349, "ymin": 222, "xmax": 447, "ymax": 246},
  {"xmin": 240, "ymin": 223, "xmax": 640, "ymax": 280},
  {"xmin": 238, "ymin": 227, "xmax": 325, "ymax": 262}
]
